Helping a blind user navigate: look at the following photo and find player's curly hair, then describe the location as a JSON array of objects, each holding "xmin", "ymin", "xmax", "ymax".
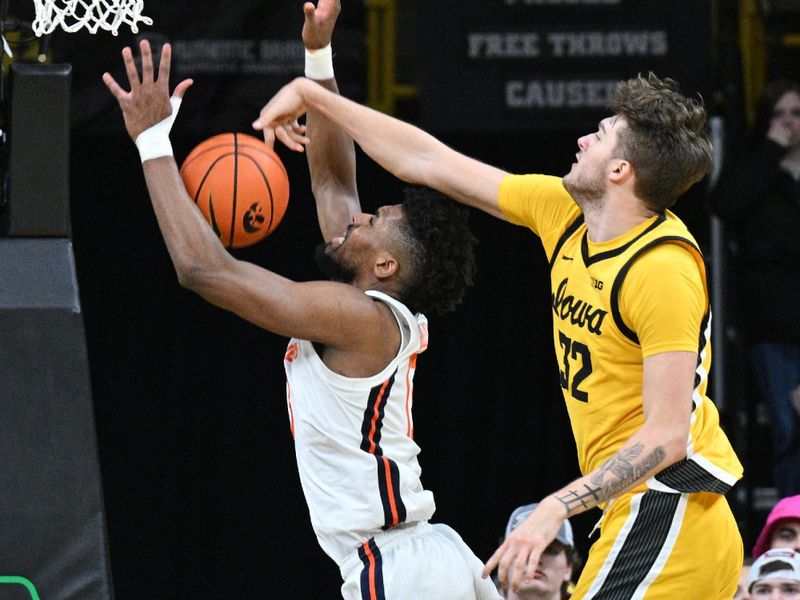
[
  {"xmin": 393, "ymin": 187, "xmax": 477, "ymax": 316},
  {"xmin": 609, "ymin": 72, "xmax": 713, "ymax": 211}
]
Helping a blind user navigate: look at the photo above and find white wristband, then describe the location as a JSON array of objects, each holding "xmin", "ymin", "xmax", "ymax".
[
  {"xmin": 304, "ymin": 44, "xmax": 334, "ymax": 80},
  {"xmin": 135, "ymin": 96, "xmax": 183, "ymax": 163}
]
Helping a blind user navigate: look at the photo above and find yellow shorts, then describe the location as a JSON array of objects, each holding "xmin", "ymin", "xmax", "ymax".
[{"xmin": 572, "ymin": 489, "xmax": 742, "ymax": 599}]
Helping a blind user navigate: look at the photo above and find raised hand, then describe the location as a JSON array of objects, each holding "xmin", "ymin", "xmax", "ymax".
[
  {"xmin": 102, "ymin": 40, "xmax": 193, "ymax": 141},
  {"xmin": 302, "ymin": 0, "xmax": 341, "ymax": 49}
]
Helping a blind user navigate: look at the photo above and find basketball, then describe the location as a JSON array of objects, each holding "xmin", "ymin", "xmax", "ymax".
[{"xmin": 179, "ymin": 133, "xmax": 290, "ymax": 249}]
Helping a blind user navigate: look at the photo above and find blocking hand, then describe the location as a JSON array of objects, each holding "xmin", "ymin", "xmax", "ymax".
[{"xmin": 252, "ymin": 78, "xmax": 313, "ymax": 152}]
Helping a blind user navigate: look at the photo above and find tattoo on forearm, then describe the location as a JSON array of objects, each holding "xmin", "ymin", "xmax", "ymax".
[
  {"xmin": 590, "ymin": 444, "xmax": 644, "ymax": 487},
  {"xmin": 555, "ymin": 485, "xmax": 602, "ymax": 514},
  {"xmin": 555, "ymin": 444, "xmax": 667, "ymax": 514}
]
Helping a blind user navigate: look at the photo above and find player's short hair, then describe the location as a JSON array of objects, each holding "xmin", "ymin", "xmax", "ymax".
[
  {"xmin": 609, "ymin": 72, "xmax": 713, "ymax": 211},
  {"xmin": 395, "ymin": 187, "xmax": 477, "ymax": 316}
]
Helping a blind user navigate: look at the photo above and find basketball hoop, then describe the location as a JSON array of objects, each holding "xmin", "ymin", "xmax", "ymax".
[{"xmin": 31, "ymin": 0, "xmax": 152, "ymax": 36}]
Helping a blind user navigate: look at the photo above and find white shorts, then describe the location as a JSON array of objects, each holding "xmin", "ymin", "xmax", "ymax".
[{"xmin": 339, "ymin": 521, "xmax": 502, "ymax": 600}]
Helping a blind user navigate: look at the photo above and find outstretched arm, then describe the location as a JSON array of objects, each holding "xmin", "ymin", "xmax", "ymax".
[
  {"xmin": 254, "ymin": 78, "xmax": 510, "ymax": 220},
  {"xmin": 101, "ymin": 40, "xmax": 390, "ymax": 353},
  {"xmin": 485, "ymin": 350, "xmax": 695, "ymax": 592},
  {"xmin": 302, "ymin": 0, "xmax": 360, "ymax": 241}
]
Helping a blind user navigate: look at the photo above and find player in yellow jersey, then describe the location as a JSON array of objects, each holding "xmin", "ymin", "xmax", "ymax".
[{"xmin": 255, "ymin": 73, "xmax": 744, "ymax": 599}]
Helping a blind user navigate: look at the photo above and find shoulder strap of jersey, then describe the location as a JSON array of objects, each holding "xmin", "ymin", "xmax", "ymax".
[
  {"xmin": 610, "ymin": 236, "xmax": 707, "ymax": 345},
  {"xmin": 548, "ymin": 214, "xmax": 585, "ymax": 271},
  {"xmin": 365, "ymin": 290, "xmax": 424, "ymax": 356}
]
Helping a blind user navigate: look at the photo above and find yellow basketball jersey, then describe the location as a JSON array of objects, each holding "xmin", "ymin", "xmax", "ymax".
[{"xmin": 499, "ymin": 174, "xmax": 742, "ymax": 493}]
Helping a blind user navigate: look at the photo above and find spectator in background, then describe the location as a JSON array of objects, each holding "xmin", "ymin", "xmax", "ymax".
[
  {"xmin": 712, "ymin": 79, "xmax": 800, "ymax": 497},
  {"xmin": 747, "ymin": 549, "xmax": 800, "ymax": 598},
  {"xmin": 754, "ymin": 495, "xmax": 800, "ymax": 557},
  {"xmin": 500, "ymin": 503, "xmax": 580, "ymax": 600}
]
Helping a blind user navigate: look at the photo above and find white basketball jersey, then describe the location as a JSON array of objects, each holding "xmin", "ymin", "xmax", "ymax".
[{"xmin": 283, "ymin": 290, "xmax": 435, "ymax": 565}]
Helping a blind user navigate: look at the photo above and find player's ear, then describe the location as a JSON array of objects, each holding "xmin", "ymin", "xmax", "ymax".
[
  {"xmin": 374, "ymin": 252, "xmax": 398, "ymax": 279},
  {"xmin": 608, "ymin": 159, "xmax": 633, "ymax": 184}
]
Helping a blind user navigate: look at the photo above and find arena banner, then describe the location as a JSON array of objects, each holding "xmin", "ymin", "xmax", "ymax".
[{"xmin": 417, "ymin": 0, "xmax": 712, "ymax": 132}]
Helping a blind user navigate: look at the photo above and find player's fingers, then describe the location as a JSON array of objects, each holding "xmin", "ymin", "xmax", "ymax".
[
  {"xmin": 140, "ymin": 39, "xmax": 154, "ymax": 83},
  {"xmin": 253, "ymin": 104, "xmax": 295, "ymax": 133},
  {"xmin": 262, "ymin": 127, "xmax": 276, "ymax": 149},
  {"xmin": 280, "ymin": 122, "xmax": 310, "ymax": 148},
  {"xmin": 158, "ymin": 43, "xmax": 171, "ymax": 85},
  {"xmin": 121, "ymin": 46, "xmax": 140, "ymax": 89},
  {"xmin": 275, "ymin": 129, "xmax": 302, "ymax": 153},
  {"xmin": 254, "ymin": 104, "xmax": 277, "ymax": 131},
  {"xmin": 482, "ymin": 544, "xmax": 504, "ymax": 579},
  {"xmin": 275, "ymin": 124, "xmax": 306, "ymax": 153},
  {"xmin": 173, "ymin": 79, "xmax": 194, "ymax": 99},
  {"xmin": 288, "ymin": 120, "xmax": 307, "ymax": 135},
  {"xmin": 101, "ymin": 72, "xmax": 127, "ymax": 100},
  {"xmin": 318, "ymin": 0, "xmax": 338, "ymax": 19},
  {"xmin": 496, "ymin": 548, "xmax": 515, "ymax": 589},
  {"xmin": 522, "ymin": 550, "xmax": 538, "ymax": 584},
  {"xmin": 508, "ymin": 548, "xmax": 531, "ymax": 592}
]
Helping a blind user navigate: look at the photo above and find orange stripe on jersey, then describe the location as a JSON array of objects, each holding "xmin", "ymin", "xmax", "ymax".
[
  {"xmin": 366, "ymin": 542, "xmax": 378, "ymax": 599},
  {"xmin": 359, "ymin": 371, "xmax": 406, "ymax": 529},
  {"xmin": 357, "ymin": 538, "xmax": 385, "ymax": 599},
  {"xmin": 381, "ymin": 456, "xmax": 400, "ymax": 525},
  {"xmin": 366, "ymin": 379, "xmax": 391, "ymax": 454}
]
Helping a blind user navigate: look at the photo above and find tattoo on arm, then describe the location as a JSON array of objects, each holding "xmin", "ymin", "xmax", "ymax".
[
  {"xmin": 555, "ymin": 444, "xmax": 667, "ymax": 515},
  {"xmin": 555, "ymin": 485, "xmax": 602, "ymax": 515}
]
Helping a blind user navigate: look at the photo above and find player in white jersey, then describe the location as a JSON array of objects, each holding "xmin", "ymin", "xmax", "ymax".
[
  {"xmin": 285, "ymin": 290, "xmax": 433, "ymax": 562},
  {"xmin": 102, "ymin": 2, "xmax": 499, "ymax": 598},
  {"xmin": 285, "ymin": 290, "xmax": 495, "ymax": 599}
]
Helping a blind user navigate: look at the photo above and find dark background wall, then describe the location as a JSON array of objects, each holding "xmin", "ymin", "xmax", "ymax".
[{"xmin": 1, "ymin": 0, "xmax": 756, "ymax": 597}]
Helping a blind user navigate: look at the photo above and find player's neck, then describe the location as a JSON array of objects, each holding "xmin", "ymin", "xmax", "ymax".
[
  {"xmin": 583, "ymin": 192, "xmax": 658, "ymax": 243},
  {"xmin": 351, "ymin": 273, "xmax": 401, "ymax": 300}
]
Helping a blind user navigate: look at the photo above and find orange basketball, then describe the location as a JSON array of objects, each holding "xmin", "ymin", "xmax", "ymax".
[{"xmin": 179, "ymin": 133, "xmax": 289, "ymax": 248}]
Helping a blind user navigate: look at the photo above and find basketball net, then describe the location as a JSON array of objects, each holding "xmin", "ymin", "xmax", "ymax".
[{"xmin": 31, "ymin": 0, "xmax": 153, "ymax": 36}]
